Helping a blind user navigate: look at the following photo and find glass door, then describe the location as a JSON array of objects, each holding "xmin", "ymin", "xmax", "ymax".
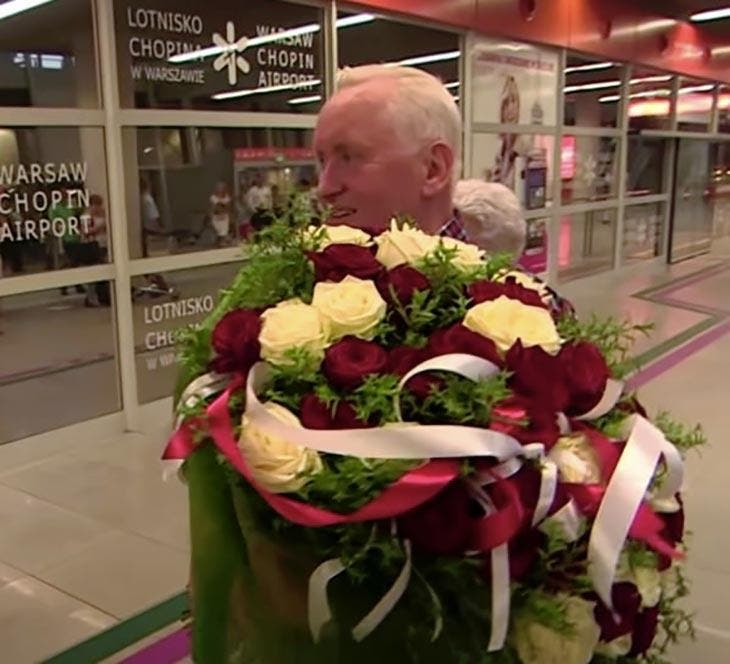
[{"xmin": 668, "ymin": 138, "xmax": 714, "ymax": 263}]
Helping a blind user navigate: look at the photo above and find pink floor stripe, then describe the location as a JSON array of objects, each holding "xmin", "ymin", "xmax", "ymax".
[{"xmin": 119, "ymin": 628, "xmax": 190, "ymax": 664}]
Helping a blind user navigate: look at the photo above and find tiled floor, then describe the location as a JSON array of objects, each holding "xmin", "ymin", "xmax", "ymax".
[{"xmin": 1, "ymin": 244, "xmax": 730, "ymax": 662}]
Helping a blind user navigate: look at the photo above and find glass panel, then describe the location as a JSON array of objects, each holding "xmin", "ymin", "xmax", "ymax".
[
  {"xmin": 622, "ymin": 203, "xmax": 665, "ymax": 263},
  {"xmin": 563, "ymin": 55, "xmax": 621, "ymax": 128},
  {"xmin": 470, "ymin": 133, "xmax": 554, "ymax": 209},
  {"xmin": 0, "ymin": 283, "xmax": 120, "ymax": 444},
  {"xmin": 337, "ymin": 11, "xmax": 459, "ymax": 110},
  {"xmin": 470, "ymin": 37, "xmax": 559, "ymax": 126},
  {"xmin": 669, "ymin": 139, "xmax": 713, "ymax": 263},
  {"xmin": 626, "ymin": 137, "xmax": 667, "ymax": 197},
  {"xmin": 627, "ymin": 68, "xmax": 674, "ymax": 131},
  {"xmin": 0, "ymin": 0, "xmax": 98, "ymax": 108},
  {"xmin": 0, "ymin": 127, "xmax": 110, "ymax": 277},
  {"xmin": 711, "ymin": 142, "xmax": 730, "ymax": 238},
  {"xmin": 115, "ymin": 0, "xmax": 324, "ymax": 112},
  {"xmin": 123, "ymin": 126, "xmax": 316, "ymax": 258},
  {"xmin": 557, "ymin": 209, "xmax": 616, "ymax": 281},
  {"xmin": 560, "ymin": 136, "xmax": 618, "ymax": 204},
  {"xmin": 133, "ymin": 263, "xmax": 242, "ymax": 403},
  {"xmin": 720, "ymin": 84, "xmax": 730, "ymax": 133},
  {"xmin": 518, "ymin": 217, "xmax": 548, "ymax": 274},
  {"xmin": 676, "ymin": 77, "xmax": 715, "ymax": 132}
]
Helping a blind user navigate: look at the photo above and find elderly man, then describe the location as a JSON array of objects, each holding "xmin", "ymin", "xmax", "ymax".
[{"xmin": 313, "ymin": 65, "xmax": 466, "ymax": 239}]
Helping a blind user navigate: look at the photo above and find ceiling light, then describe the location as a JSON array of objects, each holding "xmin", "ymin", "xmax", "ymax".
[
  {"xmin": 691, "ymin": 6, "xmax": 730, "ymax": 22},
  {"xmin": 444, "ymin": 81, "xmax": 460, "ymax": 90},
  {"xmin": 599, "ymin": 88, "xmax": 672, "ymax": 103},
  {"xmin": 287, "ymin": 94, "xmax": 322, "ymax": 105},
  {"xmin": 564, "ymin": 61, "xmax": 614, "ymax": 74},
  {"xmin": 171, "ymin": 13, "xmax": 375, "ymax": 64},
  {"xmin": 630, "ymin": 74, "xmax": 673, "ymax": 84},
  {"xmin": 564, "ymin": 80, "xmax": 621, "ymax": 93},
  {"xmin": 678, "ymin": 83, "xmax": 715, "ymax": 94},
  {"xmin": 213, "ymin": 78, "xmax": 321, "ymax": 101},
  {"xmin": 0, "ymin": 0, "xmax": 56, "ymax": 21}
]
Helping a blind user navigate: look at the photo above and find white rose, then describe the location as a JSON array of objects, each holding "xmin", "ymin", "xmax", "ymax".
[
  {"xmin": 306, "ymin": 224, "xmax": 373, "ymax": 248},
  {"xmin": 311, "ymin": 275, "xmax": 387, "ymax": 341},
  {"xmin": 463, "ymin": 295, "xmax": 562, "ymax": 354},
  {"xmin": 497, "ymin": 269, "xmax": 551, "ymax": 303},
  {"xmin": 548, "ymin": 434, "xmax": 602, "ymax": 484},
  {"xmin": 595, "ymin": 634, "xmax": 632, "ymax": 658},
  {"xmin": 259, "ymin": 298, "xmax": 327, "ymax": 366},
  {"xmin": 374, "ymin": 219, "xmax": 438, "ymax": 269},
  {"xmin": 615, "ymin": 552, "xmax": 662, "ymax": 608},
  {"xmin": 440, "ymin": 236, "xmax": 485, "ymax": 270},
  {"xmin": 240, "ymin": 402, "xmax": 323, "ymax": 494},
  {"xmin": 514, "ymin": 594, "xmax": 600, "ymax": 664}
]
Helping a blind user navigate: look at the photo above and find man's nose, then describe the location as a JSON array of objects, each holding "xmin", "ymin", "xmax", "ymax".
[{"xmin": 316, "ymin": 163, "xmax": 345, "ymax": 203}]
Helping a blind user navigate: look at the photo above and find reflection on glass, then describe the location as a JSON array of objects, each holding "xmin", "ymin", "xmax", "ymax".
[
  {"xmin": 627, "ymin": 137, "xmax": 667, "ymax": 197},
  {"xmin": 518, "ymin": 217, "xmax": 548, "ymax": 274},
  {"xmin": 124, "ymin": 126, "xmax": 316, "ymax": 258},
  {"xmin": 676, "ymin": 77, "xmax": 715, "ymax": 132},
  {"xmin": 471, "ymin": 133, "xmax": 554, "ymax": 209},
  {"xmin": 720, "ymin": 85, "xmax": 730, "ymax": 133},
  {"xmin": 563, "ymin": 55, "xmax": 621, "ymax": 127},
  {"xmin": 115, "ymin": 0, "xmax": 325, "ymax": 112},
  {"xmin": 0, "ymin": 284, "xmax": 120, "ymax": 444},
  {"xmin": 337, "ymin": 11, "xmax": 459, "ymax": 111},
  {"xmin": 670, "ymin": 139, "xmax": 714, "ymax": 262},
  {"xmin": 623, "ymin": 203, "xmax": 664, "ymax": 263},
  {"xmin": 0, "ymin": 127, "xmax": 110, "ymax": 277},
  {"xmin": 133, "ymin": 263, "xmax": 241, "ymax": 403},
  {"xmin": 626, "ymin": 68, "xmax": 674, "ymax": 131},
  {"xmin": 470, "ymin": 37, "xmax": 559, "ymax": 126},
  {"xmin": 558, "ymin": 210, "xmax": 616, "ymax": 281},
  {"xmin": 560, "ymin": 136, "xmax": 618, "ymax": 204},
  {"xmin": 0, "ymin": 0, "xmax": 98, "ymax": 107},
  {"xmin": 711, "ymin": 142, "xmax": 730, "ymax": 237}
]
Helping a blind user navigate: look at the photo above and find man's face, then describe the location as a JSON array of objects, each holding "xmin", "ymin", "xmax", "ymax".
[{"xmin": 313, "ymin": 83, "xmax": 426, "ymax": 230}]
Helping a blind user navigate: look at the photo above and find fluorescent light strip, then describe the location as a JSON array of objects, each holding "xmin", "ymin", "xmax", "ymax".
[
  {"xmin": 678, "ymin": 84, "xmax": 715, "ymax": 94},
  {"xmin": 214, "ymin": 78, "xmax": 321, "ymax": 101},
  {"xmin": 564, "ymin": 61, "xmax": 614, "ymax": 74},
  {"xmin": 564, "ymin": 80, "xmax": 620, "ymax": 93},
  {"xmin": 287, "ymin": 94, "xmax": 322, "ymax": 106},
  {"xmin": 630, "ymin": 74, "xmax": 673, "ymax": 84},
  {"xmin": 691, "ymin": 7, "xmax": 730, "ymax": 22},
  {"xmin": 444, "ymin": 81, "xmax": 460, "ymax": 90},
  {"xmin": 0, "ymin": 0, "xmax": 56, "ymax": 20},
  {"xmin": 599, "ymin": 89, "xmax": 672, "ymax": 103},
  {"xmin": 171, "ymin": 13, "xmax": 375, "ymax": 64}
]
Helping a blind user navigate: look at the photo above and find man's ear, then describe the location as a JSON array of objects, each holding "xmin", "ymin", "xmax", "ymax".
[{"xmin": 422, "ymin": 142, "xmax": 454, "ymax": 198}]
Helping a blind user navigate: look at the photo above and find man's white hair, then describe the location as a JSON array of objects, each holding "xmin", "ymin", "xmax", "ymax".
[
  {"xmin": 336, "ymin": 65, "xmax": 462, "ymax": 183},
  {"xmin": 453, "ymin": 180, "xmax": 526, "ymax": 258}
]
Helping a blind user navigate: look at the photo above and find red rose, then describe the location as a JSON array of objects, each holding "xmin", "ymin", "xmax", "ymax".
[
  {"xmin": 388, "ymin": 345, "xmax": 426, "ymax": 376},
  {"xmin": 505, "ymin": 341, "xmax": 570, "ymax": 413},
  {"xmin": 399, "ymin": 480, "xmax": 474, "ymax": 555},
  {"xmin": 376, "ymin": 265, "xmax": 430, "ymax": 307},
  {"xmin": 210, "ymin": 308, "xmax": 262, "ymax": 374},
  {"xmin": 299, "ymin": 394, "xmax": 370, "ymax": 429},
  {"xmin": 491, "ymin": 395, "xmax": 561, "ymax": 449},
  {"xmin": 307, "ymin": 244, "xmax": 382, "ymax": 282},
  {"xmin": 426, "ymin": 324, "xmax": 503, "ymax": 367},
  {"xmin": 592, "ymin": 582, "xmax": 641, "ymax": 643},
  {"xmin": 323, "ymin": 337, "xmax": 388, "ymax": 391},
  {"xmin": 559, "ymin": 342, "xmax": 610, "ymax": 416},
  {"xmin": 468, "ymin": 279, "xmax": 547, "ymax": 309},
  {"xmin": 629, "ymin": 605, "xmax": 660, "ymax": 656}
]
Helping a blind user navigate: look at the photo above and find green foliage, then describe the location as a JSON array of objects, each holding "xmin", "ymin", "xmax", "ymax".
[
  {"xmin": 513, "ymin": 587, "xmax": 575, "ymax": 635},
  {"xmin": 402, "ymin": 372, "xmax": 511, "ymax": 427},
  {"xmin": 350, "ymin": 374, "xmax": 401, "ymax": 424},
  {"xmin": 260, "ymin": 347, "xmax": 325, "ymax": 411},
  {"xmin": 557, "ymin": 314, "xmax": 654, "ymax": 378},
  {"xmin": 654, "ymin": 411, "xmax": 707, "ymax": 456}
]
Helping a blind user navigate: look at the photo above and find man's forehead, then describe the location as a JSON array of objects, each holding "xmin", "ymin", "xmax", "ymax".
[{"xmin": 315, "ymin": 81, "xmax": 397, "ymax": 137}]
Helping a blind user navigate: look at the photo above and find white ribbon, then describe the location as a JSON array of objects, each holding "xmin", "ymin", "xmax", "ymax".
[
  {"xmin": 576, "ymin": 378, "xmax": 624, "ymax": 421},
  {"xmin": 588, "ymin": 414, "xmax": 683, "ymax": 609}
]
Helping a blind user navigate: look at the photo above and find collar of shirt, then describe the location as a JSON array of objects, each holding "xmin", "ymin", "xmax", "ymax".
[{"xmin": 437, "ymin": 213, "xmax": 469, "ymax": 242}]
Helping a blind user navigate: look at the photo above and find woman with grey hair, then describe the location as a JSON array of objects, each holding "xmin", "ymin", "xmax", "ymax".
[{"xmin": 453, "ymin": 179, "xmax": 526, "ymax": 260}]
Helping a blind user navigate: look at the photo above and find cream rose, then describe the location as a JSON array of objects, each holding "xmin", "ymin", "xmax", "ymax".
[
  {"xmin": 513, "ymin": 594, "xmax": 601, "ymax": 664},
  {"xmin": 463, "ymin": 295, "xmax": 562, "ymax": 354},
  {"xmin": 240, "ymin": 402, "xmax": 322, "ymax": 494},
  {"xmin": 595, "ymin": 634, "xmax": 632, "ymax": 658},
  {"xmin": 497, "ymin": 269, "xmax": 551, "ymax": 303},
  {"xmin": 615, "ymin": 552, "xmax": 662, "ymax": 608},
  {"xmin": 374, "ymin": 219, "xmax": 438, "ymax": 269},
  {"xmin": 259, "ymin": 298, "xmax": 327, "ymax": 366},
  {"xmin": 306, "ymin": 224, "xmax": 373, "ymax": 248},
  {"xmin": 311, "ymin": 275, "xmax": 386, "ymax": 341},
  {"xmin": 440, "ymin": 236, "xmax": 485, "ymax": 270},
  {"xmin": 547, "ymin": 434, "xmax": 602, "ymax": 484}
]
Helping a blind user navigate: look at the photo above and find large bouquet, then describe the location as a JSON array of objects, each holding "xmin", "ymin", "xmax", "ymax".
[{"xmin": 166, "ymin": 207, "xmax": 703, "ymax": 664}]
